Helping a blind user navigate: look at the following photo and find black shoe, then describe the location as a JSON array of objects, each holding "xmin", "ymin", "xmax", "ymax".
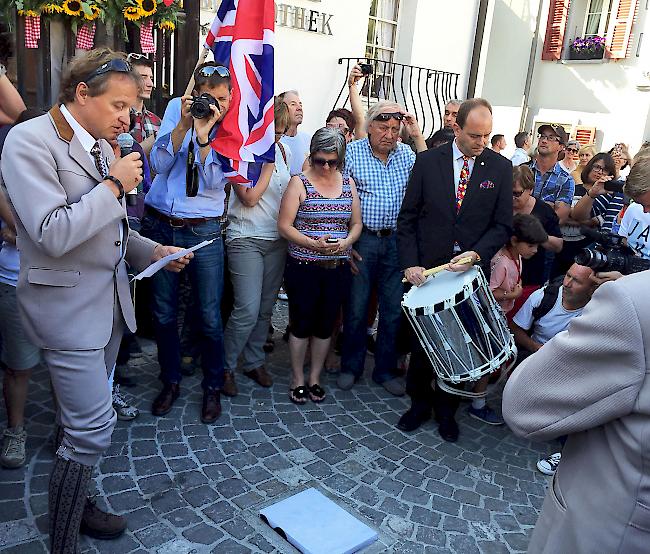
[
  {"xmin": 437, "ymin": 417, "xmax": 459, "ymax": 442},
  {"xmin": 397, "ymin": 406, "xmax": 431, "ymax": 432}
]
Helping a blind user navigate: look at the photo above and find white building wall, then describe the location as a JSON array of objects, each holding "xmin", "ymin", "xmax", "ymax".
[{"xmin": 479, "ymin": 0, "xmax": 650, "ymax": 157}]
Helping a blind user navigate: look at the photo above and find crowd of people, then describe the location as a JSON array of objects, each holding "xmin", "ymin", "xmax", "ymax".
[{"xmin": 1, "ymin": 46, "xmax": 650, "ymax": 551}]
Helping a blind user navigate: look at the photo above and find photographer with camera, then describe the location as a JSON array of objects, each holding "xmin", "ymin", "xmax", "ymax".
[{"xmin": 142, "ymin": 61, "xmax": 232, "ymax": 424}]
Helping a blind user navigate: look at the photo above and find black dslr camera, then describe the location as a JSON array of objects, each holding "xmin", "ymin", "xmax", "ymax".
[
  {"xmin": 190, "ymin": 93, "xmax": 219, "ymax": 119},
  {"xmin": 575, "ymin": 228, "xmax": 650, "ymax": 275}
]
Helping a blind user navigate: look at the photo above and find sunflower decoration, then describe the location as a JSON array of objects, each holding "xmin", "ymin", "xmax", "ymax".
[
  {"xmin": 135, "ymin": 0, "xmax": 154, "ymax": 17},
  {"xmin": 123, "ymin": 4, "xmax": 140, "ymax": 21},
  {"xmin": 154, "ymin": 0, "xmax": 182, "ymax": 34},
  {"xmin": 42, "ymin": 3, "xmax": 64, "ymax": 14},
  {"xmin": 84, "ymin": 3, "xmax": 100, "ymax": 19},
  {"xmin": 14, "ymin": 0, "xmax": 48, "ymax": 17},
  {"xmin": 61, "ymin": 0, "xmax": 82, "ymax": 16}
]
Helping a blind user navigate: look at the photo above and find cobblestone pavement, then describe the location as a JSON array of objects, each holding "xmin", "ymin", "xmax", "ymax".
[{"xmin": 0, "ymin": 304, "xmax": 552, "ymax": 553}]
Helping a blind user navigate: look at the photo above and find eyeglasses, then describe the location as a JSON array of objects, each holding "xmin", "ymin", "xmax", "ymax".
[
  {"xmin": 538, "ymin": 134, "xmax": 559, "ymax": 143},
  {"xmin": 197, "ymin": 65, "xmax": 230, "ymax": 78},
  {"xmin": 312, "ymin": 157, "xmax": 337, "ymax": 167},
  {"xmin": 84, "ymin": 59, "xmax": 132, "ymax": 83},
  {"xmin": 512, "ymin": 190, "xmax": 526, "ymax": 198},
  {"xmin": 591, "ymin": 164, "xmax": 609, "ymax": 174},
  {"xmin": 375, "ymin": 112, "xmax": 404, "ymax": 122},
  {"xmin": 127, "ymin": 53, "xmax": 149, "ymax": 62}
]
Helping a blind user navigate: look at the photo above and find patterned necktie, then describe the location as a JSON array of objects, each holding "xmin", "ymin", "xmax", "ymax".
[
  {"xmin": 90, "ymin": 142, "xmax": 109, "ymax": 178},
  {"xmin": 456, "ymin": 156, "xmax": 470, "ymax": 213}
]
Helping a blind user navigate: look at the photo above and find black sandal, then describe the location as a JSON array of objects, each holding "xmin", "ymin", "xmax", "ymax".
[
  {"xmin": 289, "ymin": 385, "xmax": 309, "ymax": 405},
  {"xmin": 308, "ymin": 383, "xmax": 326, "ymax": 403}
]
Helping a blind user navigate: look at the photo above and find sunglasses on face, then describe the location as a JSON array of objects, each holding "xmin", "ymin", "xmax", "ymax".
[
  {"xmin": 512, "ymin": 190, "xmax": 526, "ymax": 198},
  {"xmin": 84, "ymin": 59, "xmax": 132, "ymax": 82},
  {"xmin": 312, "ymin": 157, "xmax": 337, "ymax": 167},
  {"xmin": 375, "ymin": 112, "xmax": 404, "ymax": 122},
  {"xmin": 197, "ymin": 65, "xmax": 230, "ymax": 78},
  {"xmin": 567, "ymin": 148, "xmax": 579, "ymax": 154}
]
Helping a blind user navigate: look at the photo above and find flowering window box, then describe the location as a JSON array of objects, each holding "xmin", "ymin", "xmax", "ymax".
[{"xmin": 569, "ymin": 36, "xmax": 605, "ymax": 61}]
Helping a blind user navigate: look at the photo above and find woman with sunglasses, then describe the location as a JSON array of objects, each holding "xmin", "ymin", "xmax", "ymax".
[
  {"xmin": 571, "ymin": 144, "xmax": 596, "ymax": 185},
  {"xmin": 511, "ymin": 165, "xmax": 563, "ymax": 313},
  {"xmin": 278, "ymin": 127, "xmax": 362, "ymax": 404},
  {"xmin": 221, "ymin": 99, "xmax": 292, "ymax": 396},
  {"xmin": 560, "ymin": 140, "xmax": 580, "ymax": 173}
]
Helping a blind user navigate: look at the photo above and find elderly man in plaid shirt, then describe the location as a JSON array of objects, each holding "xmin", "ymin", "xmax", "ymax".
[
  {"xmin": 337, "ymin": 101, "xmax": 426, "ymax": 395},
  {"xmin": 127, "ymin": 54, "xmax": 161, "ymax": 156}
]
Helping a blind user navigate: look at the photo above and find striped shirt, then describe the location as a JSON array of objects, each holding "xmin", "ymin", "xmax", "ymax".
[
  {"xmin": 344, "ymin": 138, "xmax": 415, "ymax": 231},
  {"xmin": 288, "ymin": 173, "xmax": 353, "ymax": 261},
  {"xmin": 592, "ymin": 192, "xmax": 626, "ymax": 233}
]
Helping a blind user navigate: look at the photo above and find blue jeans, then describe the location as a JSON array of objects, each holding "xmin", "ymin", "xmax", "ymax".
[
  {"xmin": 341, "ymin": 231, "xmax": 403, "ymax": 383},
  {"xmin": 140, "ymin": 214, "xmax": 225, "ymax": 390}
]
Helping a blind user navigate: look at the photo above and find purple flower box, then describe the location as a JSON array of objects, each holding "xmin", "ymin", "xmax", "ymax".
[{"xmin": 569, "ymin": 36, "xmax": 605, "ymax": 60}]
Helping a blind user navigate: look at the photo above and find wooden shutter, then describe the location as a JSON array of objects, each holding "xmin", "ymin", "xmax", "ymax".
[
  {"xmin": 541, "ymin": 0, "xmax": 570, "ymax": 61},
  {"xmin": 573, "ymin": 126, "xmax": 597, "ymax": 146},
  {"xmin": 606, "ymin": 0, "xmax": 638, "ymax": 59}
]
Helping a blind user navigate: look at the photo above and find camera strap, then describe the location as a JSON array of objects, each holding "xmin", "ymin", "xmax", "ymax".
[{"xmin": 186, "ymin": 122, "xmax": 199, "ymax": 197}]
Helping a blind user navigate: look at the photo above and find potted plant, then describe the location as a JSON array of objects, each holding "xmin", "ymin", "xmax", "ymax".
[{"xmin": 569, "ymin": 36, "xmax": 605, "ymax": 60}]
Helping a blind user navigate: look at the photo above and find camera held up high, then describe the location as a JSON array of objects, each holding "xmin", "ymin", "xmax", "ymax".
[
  {"xmin": 190, "ymin": 92, "xmax": 219, "ymax": 119},
  {"xmin": 575, "ymin": 227, "xmax": 650, "ymax": 275}
]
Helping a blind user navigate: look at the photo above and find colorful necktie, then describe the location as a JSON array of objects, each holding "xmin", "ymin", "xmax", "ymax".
[
  {"xmin": 456, "ymin": 156, "xmax": 470, "ymax": 213},
  {"xmin": 90, "ymin": 142, "xmax": 108, "ymax": 178}
]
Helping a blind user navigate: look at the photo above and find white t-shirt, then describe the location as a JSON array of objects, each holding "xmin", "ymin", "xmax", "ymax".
[
  {"xmin": 281, "ymin": 130, "xmax": 311, "ymax": 176},
  {"xmin": 513, "ymin": 286, "xmax": 585, "ymax": 345},
  {"xmin": 619, "ymin": 202, "xmax": 650, "ymax": 259}
]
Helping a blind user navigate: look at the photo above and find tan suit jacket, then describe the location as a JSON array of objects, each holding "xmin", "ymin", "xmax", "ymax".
[
  {"xmin": 0, "ymin": 106, "xmax": 157, "ymax": 350},
  {"xmin": 503, "ymin": 272, "xmax": 650, "ymax": 553}
]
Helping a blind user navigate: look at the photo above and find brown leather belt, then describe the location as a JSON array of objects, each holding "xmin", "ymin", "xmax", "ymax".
[{"xmin": 145, "ymin": 207, "xmax": 219, "ymax": 228}]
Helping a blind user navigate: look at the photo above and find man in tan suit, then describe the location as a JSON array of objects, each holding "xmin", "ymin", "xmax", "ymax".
[
  {"xmin": 1, "ymin": 49, "xmax": 190, "ymax": 552},
  {"xmin": 503, "ymin": 270, "xmax": 650, "ymax": 553}
]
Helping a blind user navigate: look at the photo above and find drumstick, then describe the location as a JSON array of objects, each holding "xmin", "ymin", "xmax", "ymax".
[{"xmin": 401, "ymin": 256, "xmax": 476, "ymax": 283}]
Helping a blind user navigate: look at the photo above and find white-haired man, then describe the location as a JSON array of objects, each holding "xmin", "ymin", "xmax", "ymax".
[{"xmin": 337, "ymin": 101, "xmax": 426, "ymax": 395}]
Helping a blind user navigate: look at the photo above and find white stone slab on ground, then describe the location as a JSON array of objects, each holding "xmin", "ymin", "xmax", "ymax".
[{"xmin": 259, "ymin": 487, "xmax": 379, "ymax": 554}]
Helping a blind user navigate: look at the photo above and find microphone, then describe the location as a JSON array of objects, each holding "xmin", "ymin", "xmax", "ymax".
[{"xmin": 117, "ymin": 133, "xmax": 138, "ymax": 206}]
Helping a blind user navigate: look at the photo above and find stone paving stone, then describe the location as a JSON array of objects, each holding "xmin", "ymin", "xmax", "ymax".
[{"xmin": 2, "ymin": 329, "xmax": 549, "ymax": 553}]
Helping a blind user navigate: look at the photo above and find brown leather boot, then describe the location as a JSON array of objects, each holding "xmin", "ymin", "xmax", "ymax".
[
  {"xmin": 151, "ymin": 383, "xmax": 180, "ymax": 417},
  {"xmin": 201, "ymin": 388, "xmax": 221, "ymax": 424},
  {"xmin": 243, "ymin": 366, "xmax": 273, "ymax": 387},
  {"xmin": 222, "ymin": 371, "xmax": 238, "ymax": 397},
  {"xmin": 79, "ymin": 496, "xmax": 127, "ymax": 540}
]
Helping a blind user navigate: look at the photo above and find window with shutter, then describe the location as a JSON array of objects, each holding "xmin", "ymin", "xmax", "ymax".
[
  {"xmin": 573, "ymin": 126, "xmax": 597, "ymax": 146},
  {"xmin": 606, "ymin": 0, "xmax": 638, "ymax": 59},
  {"xmin": 542, "ymin": 0, "xmax": 571, "ymax": 61}
]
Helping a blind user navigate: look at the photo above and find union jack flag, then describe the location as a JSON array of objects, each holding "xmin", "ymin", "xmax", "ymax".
[{"xmin": 205, "ymin": 0, "xmax": 275, "ymax": 186}]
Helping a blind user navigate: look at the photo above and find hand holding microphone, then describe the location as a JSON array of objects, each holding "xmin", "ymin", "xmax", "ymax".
[
  {"xmin": 116, "ymin": 133, "xmax": 140, "ymax": 206},
  {"xmin": 108, "ymin": 133, "xmax": 142, "ymax": 202}
]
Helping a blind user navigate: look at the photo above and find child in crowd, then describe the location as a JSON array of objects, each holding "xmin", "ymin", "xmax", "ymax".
[
  {"xmin": 490, "ymin": 213, "xmax": 549, "ymax": 317},
  {"xmin": 466, "ymin": 214, "xmax": 549, "ymax": 426}
]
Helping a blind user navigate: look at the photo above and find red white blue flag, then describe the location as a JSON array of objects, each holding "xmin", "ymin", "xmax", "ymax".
[{"xmin": 205, "ymin": 0, "xmax": 275, "ymax": 186}]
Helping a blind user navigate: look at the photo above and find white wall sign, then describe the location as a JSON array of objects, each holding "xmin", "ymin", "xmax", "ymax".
[{"xmin": 275, "ymin": 2, "xmax": 334, "ymax": 36}]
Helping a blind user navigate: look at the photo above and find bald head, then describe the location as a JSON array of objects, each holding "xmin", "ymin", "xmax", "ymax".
[{"xmin": 562, "ymin": 263, "xmax": 597, "ymax": 307}]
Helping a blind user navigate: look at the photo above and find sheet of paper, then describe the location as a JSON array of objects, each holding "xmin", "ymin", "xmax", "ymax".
[{"xmin": 132, "ymin": 239, "xmax": 215, "ymax": 281}]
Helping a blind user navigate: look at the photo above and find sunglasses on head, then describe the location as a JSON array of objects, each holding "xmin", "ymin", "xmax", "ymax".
[
  {"xmin": 84, "ymin": 59, "xmax": 132, "ymax": 83},
  {"xmin": 375, "ymin": 112, "xmax": 404, "ymax": 122},
  {"xmin": 311, "ymin": 157, "xmax": 337, "ymax": 167},
  {"xmin": 197, "ymin": 65, "xmax": 230, "ymax": 78},
  {"xmin": 127, "ymin": 53, "xmax": 149, "ymax": 62}
]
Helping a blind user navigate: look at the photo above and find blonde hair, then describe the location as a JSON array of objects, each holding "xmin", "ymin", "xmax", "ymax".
[
  {"xmin": 624, "ymin": 154, "xmax": 650, "ymax": 198},
  {"xmin": 274, "ymin": 97, "xmax": 290, "ymax": 133},
  {"xmin": 578, "ymin": 144, "xmax": 596, "ymax": 159}
]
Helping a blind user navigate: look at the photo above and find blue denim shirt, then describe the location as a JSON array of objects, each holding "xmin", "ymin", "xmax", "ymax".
[
  {"xmin": 529, "ymin": 160, "xmax": 575, "ymax": 206},
  {"xmin": 145, "ymin": 97, "xmax": 227, "ymax": 218}
]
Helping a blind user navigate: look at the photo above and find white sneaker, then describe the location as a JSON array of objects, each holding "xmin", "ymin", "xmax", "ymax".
[
  {"xmin": 536, "ymin": 452, "xmax": 561, "ymax": 475},
  {"xmin": 1, "ymin": 426, "xmax": 27, "ymax": 468},
  {"xmin": 112, "ymin": 384, "xmax": 139, "ymax": 421},
  {"xmin": 278, "ymin": 287, "xmax": 288, "ymax": 301}
]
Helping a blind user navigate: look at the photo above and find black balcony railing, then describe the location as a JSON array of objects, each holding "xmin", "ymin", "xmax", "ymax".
[{"xmin": 333, "ymin": 58, "xmax": 460, "ymax": 140}]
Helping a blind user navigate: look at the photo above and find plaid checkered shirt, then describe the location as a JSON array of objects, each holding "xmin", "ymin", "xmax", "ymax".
[
  {"xmin": 528, "ymin": 159, "xmax": 575, "ymax": 206},
  {"xmin": 130, "ymin": 107, "xmax": 162, "ymax": 143},
  {"xmin": 344, "ymin": 138, "xmax": 416, "ymax": 231}
]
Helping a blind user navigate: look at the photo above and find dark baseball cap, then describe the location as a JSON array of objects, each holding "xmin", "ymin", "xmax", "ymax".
[{"xmin": 537, "ymin": 124, "xmax": 568, "ymax": 145}]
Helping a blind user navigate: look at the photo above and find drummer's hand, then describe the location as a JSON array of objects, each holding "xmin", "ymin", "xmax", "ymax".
[
  {"xmin": 448, "ymin": 251, "xmax": 480, "ymax": 272},
  {"xmin": 404, "ymin": 266, "xmax": 426, "ymax": 286},
  {"xmin": 349, "ymin": 248, "xmax": 362, "ymax": 275}
]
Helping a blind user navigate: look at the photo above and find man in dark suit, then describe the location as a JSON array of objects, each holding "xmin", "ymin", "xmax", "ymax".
[{"xmin": 397, "ymin": 98, "xmax": 513, "ymax": 441}]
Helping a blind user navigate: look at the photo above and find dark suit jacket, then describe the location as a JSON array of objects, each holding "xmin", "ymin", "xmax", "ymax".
[{"xmin": 397, "ymin": 142, "xmax": 513, "ymax": 272}]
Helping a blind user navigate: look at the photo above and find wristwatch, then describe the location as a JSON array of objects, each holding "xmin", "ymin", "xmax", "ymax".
[
  {"xmin": 104, "ymin": 175, "xmax": 125, "ymax": 200},
  {"xmin": 0, "ymin": 64, "xmax": 6, "ymax": 79}
]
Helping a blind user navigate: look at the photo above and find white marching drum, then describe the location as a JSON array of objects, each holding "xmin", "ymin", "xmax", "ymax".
[{"xmin": 402, "ymin": 266, "xmax": 516, "ymax": 396}]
